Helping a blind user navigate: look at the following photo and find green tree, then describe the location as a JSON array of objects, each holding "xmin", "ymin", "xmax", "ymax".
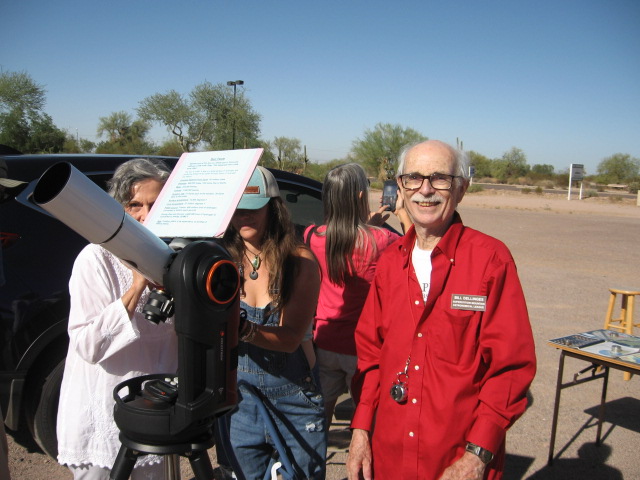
[
  {"xmin": 63, "ymin": 133, "xmax": 95, "ymax": 153},
  {"xmin": 491, "ymin": 147, "xmax": 529, "ymax": 182},
  {"xmin": 467, "ymin": 151, "xmax": 493, "ymax": 178},
  {"xmin": 0, "ymin": 70, "xmax": 65, "ymax": 152},
  {"xmin": 95, "ymin": 111, "xmax": 154, "ymax": 154},
  {"xmin": 531, "ymin": 164, "xmax": 555, "ymax": 176},
  {"xmin": 156, "ymin": 139, "xmax": 184, "ymax": 157},
  {"xmin": 138, "ymin": 81, "xmax": 261, "ymax": 152},
  {"xmin": 350, "ymin": 123, "xmax": 428, "ymax": 180},
  {"xmin": 596, "ymin": 153, "xmax": 640, "ymax": 184},
  {"xmin": 269, "ymin": 136, "xmax": 304, "ymax": 173},
  {"xmin": 0, "ymin": 70, "xmax": 45, "ymax": 117}
]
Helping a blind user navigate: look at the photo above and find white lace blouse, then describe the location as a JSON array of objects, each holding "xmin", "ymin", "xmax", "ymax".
[{"xmin": 56, "ymin": 244, "xmax": 178, "ymax": 469}]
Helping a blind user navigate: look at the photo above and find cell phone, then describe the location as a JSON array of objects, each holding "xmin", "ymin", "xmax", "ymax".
[{"xmin": 382, "ymin": 180, "xmax": 398, "ymax": 212}]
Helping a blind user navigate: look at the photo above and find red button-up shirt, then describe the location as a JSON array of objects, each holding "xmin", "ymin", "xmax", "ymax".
[{"xmin": 351, "ymin": 213, "xmax": 536, "ymax": 479}]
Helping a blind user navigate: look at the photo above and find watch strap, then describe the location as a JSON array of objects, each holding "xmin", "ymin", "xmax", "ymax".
[{"xmin": 465, "ymin": 442, "xmax": 494, "ymax": 464}]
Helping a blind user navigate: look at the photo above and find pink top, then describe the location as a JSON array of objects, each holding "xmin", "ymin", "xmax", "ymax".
[{"xmin": 305, "ymin": 224, "xmax": 400, "ymax": 355}]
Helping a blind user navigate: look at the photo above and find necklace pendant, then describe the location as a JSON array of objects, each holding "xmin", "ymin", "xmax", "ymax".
[
  {"xmin": 249, "ymin": 270, "xmax": 259, "ymax": 280},
  {"xmin": 251, "ymin": 255, "xmax": 261, "ymax": 271}
]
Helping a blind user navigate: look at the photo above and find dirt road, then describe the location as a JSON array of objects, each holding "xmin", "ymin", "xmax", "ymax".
[{"xmin": 6, "ymin": 189, "xmax": 640, "ymax": 479}]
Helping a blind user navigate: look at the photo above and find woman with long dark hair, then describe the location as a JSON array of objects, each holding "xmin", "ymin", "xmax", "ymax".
[
  {"xmin": 221, "ymin": 166, "xmax": 326, "ymax": 480},
  {"xmin": 304, "ymin": 163, "xmax": 409, "ymax": 425}
]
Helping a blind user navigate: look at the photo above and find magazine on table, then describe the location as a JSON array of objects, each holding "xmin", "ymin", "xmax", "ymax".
[{"xmin": 549, "ymin": 329, "xmax": 640, "ymax": 362}]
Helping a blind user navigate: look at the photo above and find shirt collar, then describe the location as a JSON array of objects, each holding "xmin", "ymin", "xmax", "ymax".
[{"xmin": 399, "ymin": 211, "xmax": 464, "ymax": 266}]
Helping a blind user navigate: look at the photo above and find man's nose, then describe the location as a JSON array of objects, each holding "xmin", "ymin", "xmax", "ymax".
[{"xmin": 419, "ymin": 177, "xmax": 436, "ymax": 194}]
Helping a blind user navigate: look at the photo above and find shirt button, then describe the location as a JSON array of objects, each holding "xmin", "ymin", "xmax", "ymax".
[
  {"xmin": 417, "ymin": 333, "xmax": 423, "ymax": 338},
  {"xmin": 414, "ymin": 365, "xmax": 420, "ymax": 371},
  {"xmin": 409, "ymin": 431, "xmax": 414, "ymax": 437},
  {"xmin": 414, "ymin": 300, "xmax": 420, "ymax": 305},
  {"xmin": 412, "ymin": 398, "xmax": 417, "ymax": 404}
]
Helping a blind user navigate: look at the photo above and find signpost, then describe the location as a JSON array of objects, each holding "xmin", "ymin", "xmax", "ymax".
[{"xmin": 568, "ymin": 163, "xmax": 584, "ymax": 201}]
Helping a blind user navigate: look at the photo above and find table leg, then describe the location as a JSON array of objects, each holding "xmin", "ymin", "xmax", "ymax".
[
  {"xmin": 547, "ymin": 351, "xmax": 566, "ymax": 466},
  {"xmin": 596, "ymin": 366, "xmax": 609, "ymax": 446}
]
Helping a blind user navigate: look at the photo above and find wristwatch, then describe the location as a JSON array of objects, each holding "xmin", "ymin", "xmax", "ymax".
[{"xmin": 465, "ymin": 442, "xmax": 494, "ymax": 464}]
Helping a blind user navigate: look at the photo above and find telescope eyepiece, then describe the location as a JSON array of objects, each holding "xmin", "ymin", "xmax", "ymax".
[{"xmin": 143, "ymin": 289, "xmax": 175, "ymax": 324}]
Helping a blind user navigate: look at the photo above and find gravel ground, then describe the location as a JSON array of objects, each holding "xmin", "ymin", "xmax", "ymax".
[{"xmin": 5, "ymin": 188, "xmax": 640, "ymax": 479}]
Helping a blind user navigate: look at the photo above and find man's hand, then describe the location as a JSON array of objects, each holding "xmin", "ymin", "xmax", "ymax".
[
  {"xmin": 438, "ymin": 451, "xmax": 486, "ymax": 480},
  {"xmin": 347, "ymin": 428, "xmax": 373, "ymax": 480}
]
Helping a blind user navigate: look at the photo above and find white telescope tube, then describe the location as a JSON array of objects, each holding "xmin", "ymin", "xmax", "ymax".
[{"xmin": 32, "ymin": 162, "xmax": 173, "ymax": 284}]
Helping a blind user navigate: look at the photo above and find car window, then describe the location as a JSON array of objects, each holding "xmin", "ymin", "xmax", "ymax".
[{"xmin": 278, "ymin": 183, "xmax": 323, "ymax": 229}]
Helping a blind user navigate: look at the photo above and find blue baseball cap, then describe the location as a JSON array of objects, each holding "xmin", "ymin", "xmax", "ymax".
[{"xmin": 237, "ymin": 166, "xmax": 280, "ymax": 210}]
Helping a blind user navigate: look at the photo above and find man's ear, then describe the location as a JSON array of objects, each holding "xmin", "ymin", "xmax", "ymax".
[{"xmin": 456, "ymin": 179, "xmax": 470, "ymax": 203}]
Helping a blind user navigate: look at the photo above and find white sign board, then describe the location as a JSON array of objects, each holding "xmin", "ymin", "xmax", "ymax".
[
  {"xmin": 144, "ymin": 148, "xmax": 263, "ymax": 238},
  {"xmin": 571, "ymin": 164, "xmax": 584, "ymax": 181}
]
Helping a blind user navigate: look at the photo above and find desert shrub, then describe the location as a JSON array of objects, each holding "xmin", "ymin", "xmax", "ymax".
[
  {"xmin": 628, "ymin": 182, "xmax": 639, "ymax": 194},
  {"xmin": 517, "ymin": 177, "xmax": 534, "ymax": 186},
  {"xmin": 535, "ymin": 186, "xmax": 543, "ymax": 195},
  {"xmin": 584, "ymin": 190, "xmax": 599, "ymax": 198},
  {"xmin": 541, "ymin": 180, "xmax": 554, "ymax": 189},
  {"xmin": 478, "ymin": 177, "xmax": 498, "ymax": 184},
  {"xmin": 609, "ymin": 195, "xmax": 623, "ymax": 203},
  {"xmin": 467, "ymin": 184, "xmax": 484, "ymax": 193},
  {"xmin": 521, "ymin": 187, "xmax": 531, "ymax": 194},
  {"xmin": 596, "ymin": 185, "xmax": 606, "ymax": 192}
]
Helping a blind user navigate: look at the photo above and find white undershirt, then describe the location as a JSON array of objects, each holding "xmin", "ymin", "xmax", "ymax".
[{"xmin": 412, "ymin": 241, "xmax": 433, "ymax": 303}]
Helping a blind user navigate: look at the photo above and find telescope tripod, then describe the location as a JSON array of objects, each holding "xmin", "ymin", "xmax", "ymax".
[{"xmin": 110, "ymin": 432, "xmax": 216, "ymax": 480}]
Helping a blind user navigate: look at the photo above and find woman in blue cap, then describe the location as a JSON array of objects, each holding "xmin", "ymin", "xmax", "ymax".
[{"xmin": 220, "ymin": 166, "xmax": 326, "ymax": 480}]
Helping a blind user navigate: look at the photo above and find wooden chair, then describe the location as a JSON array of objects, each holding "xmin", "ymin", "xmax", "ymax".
[
  {"xmin": 603, "ymin": 288, "xmax": 640, "ymax": 381},
  {"xmin": 604, "ymin": 288, "xmax": 640, "ymax": 335}
]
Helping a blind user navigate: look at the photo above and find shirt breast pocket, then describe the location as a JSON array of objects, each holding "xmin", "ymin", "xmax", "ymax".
[{"xmin": 430, "ymin": 311, "xmax": 477, "ymax": 365}]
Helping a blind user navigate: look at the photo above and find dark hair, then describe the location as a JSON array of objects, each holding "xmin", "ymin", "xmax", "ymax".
[
  {"xmin": 107, "ymin": 158, "xmax": 171, "ymax": 206},
  {"xmin": 321, "ymin": 163, "xmax": 376, "ymax": 285},
  {"xmin": 223, "ymin": 196, "xmax": 302, "ymax": 311}
]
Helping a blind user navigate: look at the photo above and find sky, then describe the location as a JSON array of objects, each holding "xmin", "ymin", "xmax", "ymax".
[{"xmin": 1, "ymin": 0, "xmax": 639, "ymax": 174}]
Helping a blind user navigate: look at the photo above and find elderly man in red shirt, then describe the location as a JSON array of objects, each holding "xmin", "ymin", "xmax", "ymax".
[{"xmin": 347, "ymin": 140, "xmax": 536, "ymax": 480}]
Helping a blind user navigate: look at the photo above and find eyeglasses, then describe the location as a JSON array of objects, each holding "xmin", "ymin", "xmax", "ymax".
[{"xmin": 399, "ymin": 173, "xmax": 461, "ymax": 191}]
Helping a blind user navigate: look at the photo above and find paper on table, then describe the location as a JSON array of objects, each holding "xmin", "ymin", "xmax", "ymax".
[
  {"xmin": 144, "ymin": 148, "xmax": 263, "ymax": 238},
  {"xmin": 618, "ymin": 353, "xmax": 640, "ymax": 365},
  {"xmin": 580, "ymin": 341, "xmax": 640, "ymax": 358}
]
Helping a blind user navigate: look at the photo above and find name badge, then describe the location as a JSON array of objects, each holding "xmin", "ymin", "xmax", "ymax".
[{"xmin": 451, "ymin": 294, "xmax": 487, "ymax": 312}]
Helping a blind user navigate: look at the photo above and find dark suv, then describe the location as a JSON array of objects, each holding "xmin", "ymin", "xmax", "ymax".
[{"xmin": 0, "ymin": 152, "xmax": 325, "ymax": 458}]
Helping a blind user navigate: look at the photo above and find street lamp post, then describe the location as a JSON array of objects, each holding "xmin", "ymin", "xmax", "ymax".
[{"xmin": 226, "ymin": 80, "xmax": 244, "ymax": 149}]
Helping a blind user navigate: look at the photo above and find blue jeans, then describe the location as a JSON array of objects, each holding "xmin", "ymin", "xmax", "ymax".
[{"xmin": 228, "ymin": 302, "xmax": 326, "ymax": 480}]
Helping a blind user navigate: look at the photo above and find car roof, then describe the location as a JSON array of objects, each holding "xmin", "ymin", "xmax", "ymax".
[{"xmin": 1, "ymin": 153, "xmax": 179, "ymax": 182}]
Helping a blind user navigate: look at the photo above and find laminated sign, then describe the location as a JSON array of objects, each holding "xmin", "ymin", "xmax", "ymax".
[{"xmin": 144, "ymin": 148, "xmax": 263, "ymax": 238}]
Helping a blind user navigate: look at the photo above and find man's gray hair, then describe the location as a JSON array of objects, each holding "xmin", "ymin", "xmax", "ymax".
[
  {"xmin": 396, "ymin": 141, "xmax": 471, "ymax": 184},
  {"xmin": 107, "ymin": 157, "xmax": 171, "ymax": 206}
]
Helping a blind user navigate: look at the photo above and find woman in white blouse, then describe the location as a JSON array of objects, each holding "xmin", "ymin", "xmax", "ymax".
[{"xmin": 56, "ymin": 158, "xmax": 178, "ymax": 480}]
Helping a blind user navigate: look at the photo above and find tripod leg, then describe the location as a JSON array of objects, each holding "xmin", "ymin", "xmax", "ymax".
[
  {"xmin": 164, "ymin": 454, "xmax": 181, "ymax": 480},
  {"xmin": 188, "ymin": 450, "xmax": 215, "ymax": 480},
  {"xmin": 110, "ymin": 445, "xmax": 138, "ymax": 480}
]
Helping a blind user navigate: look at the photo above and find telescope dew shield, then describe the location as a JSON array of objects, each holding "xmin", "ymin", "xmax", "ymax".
[{"xmin": 32, "ymin": 162, "xmax": 173, "ymax": 284}]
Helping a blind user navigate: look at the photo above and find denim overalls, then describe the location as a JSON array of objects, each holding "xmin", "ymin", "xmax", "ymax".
[{"xmin": 228, "ymin": 301, "xmax": 327, "ymax": 480}]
